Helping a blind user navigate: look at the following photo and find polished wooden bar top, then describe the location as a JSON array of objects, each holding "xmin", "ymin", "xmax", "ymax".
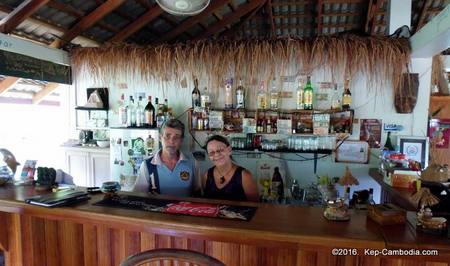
[
  {"xmin": 369, "ymin": 168, "xmax": 417, "ymax": 211},
  {"xmin": 0, "ymin": 184, "xmax": 449, "ymax": 254}
]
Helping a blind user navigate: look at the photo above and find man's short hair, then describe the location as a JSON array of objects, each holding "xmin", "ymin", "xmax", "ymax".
[{"xmin": 161, "ymin": 118, "xmax": 185, "ymax": 138}]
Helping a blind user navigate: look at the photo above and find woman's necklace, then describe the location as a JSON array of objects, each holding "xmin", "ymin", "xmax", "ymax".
[{"xmin": 216, "ymin": 165, "xmax": 235, "ymax": 184}]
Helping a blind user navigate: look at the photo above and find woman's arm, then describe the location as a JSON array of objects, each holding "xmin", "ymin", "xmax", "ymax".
[{"xmin": 241, "ymin": 169, "xmax": 259, "ymax": 202}]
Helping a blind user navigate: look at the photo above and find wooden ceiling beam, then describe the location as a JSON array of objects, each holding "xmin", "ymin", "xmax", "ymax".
[
  {"xmin": 109, "ymin": 5, "xmax": 163, "ymax": 42},
  {"xmin": 0, "ymin": 0, "xmax": 50, "ymax": 33},
  {"xmin": 47, "ymin": 1, "xmax": 120, "ymax": 33},
  {"xmin": 32, "ymin": 83, "xmax": 59, "ymax": 104},
  {"xmin": 317, "ymin": 0, "xmax": 323, "ymax": 36},
  {"xmin": 266, "ymin": 0, "xmax": 275, "ymax": 37},
  {"xmin": 50, "ymin": 0, "xmax": 125, "ymax": 48},
  {"xmin": 416, "ymin": 0, "xmax": 430, "ymax": 33},
  {"xmin": 0, "ymin": 77, "xmax": 20, "ymax": 96},
  {"xmin": 155, "ymin": 0, "xmax": 232, "ymax": 43},
  {"xmin": 196, "ymin": 0, "xmax": 266, "ymax": 40},
  {"xmin": 221, "ymin": 1, "xmax": 266, "ymax": 38}
]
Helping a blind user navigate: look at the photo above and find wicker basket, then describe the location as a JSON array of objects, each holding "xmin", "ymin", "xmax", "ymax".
[{"xmin": 395, "ymin": 73, "xmax": 419, "ymax": 113}]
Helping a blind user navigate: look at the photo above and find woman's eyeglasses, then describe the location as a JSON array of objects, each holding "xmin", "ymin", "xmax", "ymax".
[{"xmin": 207, "ymin": 148, "xmax": 226, "ymax": 157}]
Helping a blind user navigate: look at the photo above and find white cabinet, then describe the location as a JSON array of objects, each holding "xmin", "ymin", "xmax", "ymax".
[{"xmin": 64, "ymin": 147, "xmax": 110, "ymax": 187}]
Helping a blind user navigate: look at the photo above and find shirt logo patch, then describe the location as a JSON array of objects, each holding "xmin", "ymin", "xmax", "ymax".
[{"xmin": 180, "ymin": 171, "xmax": 190, "ymax": 181}]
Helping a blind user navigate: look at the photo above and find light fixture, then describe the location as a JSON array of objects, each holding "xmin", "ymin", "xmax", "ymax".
[{"xmin": 156, "ymin": 0, "xmax": 210, "ymax": 16}]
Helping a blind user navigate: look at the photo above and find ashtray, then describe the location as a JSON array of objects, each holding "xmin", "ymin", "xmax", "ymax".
[{"xmin": 101, "ymin": 181, "xmax": 121, "ymax": 194}]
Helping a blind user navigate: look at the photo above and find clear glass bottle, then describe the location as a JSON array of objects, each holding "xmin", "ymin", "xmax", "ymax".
[
  {"xmin": 236, "ymin": 79, "xmax": 245, "ymax": 109},
  {"xmin": 224, "ymin": 78, "xmax": 233, "ymax": 109},
  {"xmin": 118, "ymin": 93, "xmax": 127, "ymax": 126},
  {"xmin": 126, "ymin": 96, "xmax": 135, "ymax": 127},
  {"xmin": 269, "ymin": 78, "xmax": 279, "ymax": 109},
  {"xmin": 201, "ymin": 87, "xmax": 211, "ymax": 110},
  {"xmin": 296, "ymin": 78, "xmax": 304, "ymax": 110},
  {"xmin": 330, "ymin": 83, "xmax": 340, "ymax": 110},
  {"xmin": 135, "ymin": 96, "xmax": 144, "ymax": 127},
  {"xmin": 303, "ymin": 76, "xmax": 314, "ymax": 110},
  {"xmin": 257, "ymin": 82, "xmax": 267, "ymax": 109}
]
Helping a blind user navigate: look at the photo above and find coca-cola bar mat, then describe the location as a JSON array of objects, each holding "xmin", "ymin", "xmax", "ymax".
[{"xmin": 94, "ymin": 194, "xmax": 257, "ymax": 221}]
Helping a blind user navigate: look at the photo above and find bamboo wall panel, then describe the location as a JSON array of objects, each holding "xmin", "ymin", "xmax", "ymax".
[{"xmin": 2, "ymin": 212, "xmax": 449, "ymax": 266}]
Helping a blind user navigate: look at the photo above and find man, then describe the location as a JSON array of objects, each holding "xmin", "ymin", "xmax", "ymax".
[{"xmin": 132, "ymin": 119, "xmax": 194, "ymax": 197}]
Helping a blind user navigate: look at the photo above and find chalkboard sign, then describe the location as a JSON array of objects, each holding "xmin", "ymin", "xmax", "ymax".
[{"xmin": 0, "ymin": 50, "xmax": 71, "ymax": 84}]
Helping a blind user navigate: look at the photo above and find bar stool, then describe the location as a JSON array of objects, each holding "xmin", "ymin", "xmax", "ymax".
[{"xmin": 119, "ymin": 248, "xmax": 225, "ymax": 266}]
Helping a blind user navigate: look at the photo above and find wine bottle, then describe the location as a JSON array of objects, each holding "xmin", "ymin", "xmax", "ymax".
[
  {"xmin": 303, "ymin": 76, "xmax": 314, "ymax": 110},
  {"xmin": 191, "ymin": 78, "xmax": 201, "ymax": 109},
  {"xmin": 144, "ymin": 96, "xmax": 155, "ymax": 128}
]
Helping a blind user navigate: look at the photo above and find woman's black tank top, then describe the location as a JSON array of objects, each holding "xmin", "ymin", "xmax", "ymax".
[{"xmin": 203, "ymin": 166, "xmax": 247, "ymax": 201}]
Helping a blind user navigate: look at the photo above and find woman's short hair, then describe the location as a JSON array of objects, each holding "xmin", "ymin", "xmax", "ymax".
[
  {"xmin": 161, "ymin": 119, "xmax": 185, "ymax": 138},
  {"xmin": 204, "ymin": 135, "xmax": 230, "ymax": 149}
]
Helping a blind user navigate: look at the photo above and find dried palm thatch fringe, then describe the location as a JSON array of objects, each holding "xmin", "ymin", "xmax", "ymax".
[{"xmin": 71, "ymin": 36, "xmax": 410, "ymax": 96}]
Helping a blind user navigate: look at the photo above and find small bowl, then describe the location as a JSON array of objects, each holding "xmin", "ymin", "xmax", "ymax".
[
  {"xmin": 101, "ymin": 181, "xmax": 121, "ymax": 193},
  {"xmin": 96, "ymin": 140, "xmax": 110, "ymax": 148}
]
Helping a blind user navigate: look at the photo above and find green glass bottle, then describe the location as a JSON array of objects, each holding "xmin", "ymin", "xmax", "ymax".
[
  {"xmin": 384, "ymin": 131, "xmax": 395, "ymax": 151},
  {"xmin": 303, "ymin": 76, "xmax": 314, "ymax": 110}
]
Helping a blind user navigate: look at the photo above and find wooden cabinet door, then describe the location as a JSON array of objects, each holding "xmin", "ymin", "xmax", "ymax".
[
  {"xmin": 65, "ymin": 151, "xmax": 90, "ymax": 186},
  {"xmin": 90, "ymin": 152, "xmax": 110, "ymax": 187}
]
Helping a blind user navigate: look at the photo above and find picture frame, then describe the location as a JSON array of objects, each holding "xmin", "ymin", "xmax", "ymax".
[
  {"xmin": 397, "ymin": 136, "xmax": 429, "ymax": 168},
  {"xmin": 335, "ymin": 140, "xmax": 370, "ymax": 164}
]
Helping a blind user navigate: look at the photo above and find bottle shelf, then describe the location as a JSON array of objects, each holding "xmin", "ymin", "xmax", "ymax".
[
  {"xmin": 75, "ymin": 106, "xmax": 109, "ymax": 111},
  {"xmin": 109, "ymin": 126, "xmax": 159, "ymax": 130},
  {"xmin": 232, "ymin": 148, "xmax": 333, "ymax": 154}
]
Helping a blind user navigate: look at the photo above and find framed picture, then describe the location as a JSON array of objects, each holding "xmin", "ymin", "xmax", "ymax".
[
  {"xmin": 397, "ymin": 136, "xmax": 429, "ymax": 168},
  {"xmin": 335, "ymin": 140, "xmax": 370, "ymax": 164}
]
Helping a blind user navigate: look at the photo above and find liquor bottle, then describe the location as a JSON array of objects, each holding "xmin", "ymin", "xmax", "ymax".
[
  {"xmin": 201, "ymin": 87, "xmax": 211, "ymax": 110},
  {"xmin": 224, "ymin": 78, "xmax": 233, "ymax": 109},
  {"xmin": 272, "ymin": 116, "xmax": 277, "ymax": 133},
  {"xmin": 144, "ymin": 96, "xmax": 155, "ymax": 128},
  {"xmin": 271, "ymin": 167, "xmax": 284, "ymax": 202},
  {"xmin": 126, "ymin": 96, "xmax": 136, "ymax": 127},
  {"xmin": 269, "ymin": 78, "xmax": 279, "ymax": 109},
  {"xmin": 383, "ymin": 131, "xmax": 395, "ymax": 151},
  {"xmin": 266, "ymin": 118, "xmax": 272, "ymax": 133},
  {"xmin": 156, "ymin": 107, "xmax": 165, "ymax": 128},
  {"xmin": 261, "ymin": 118, "xmax": 267, "ymax": 133},
  {"xmin": 118, "ymin": 93, "xmax": 127, "ymax": 126},
  {"xmin": 296, "ymin": 78, "xmax": 304, "ymax": 110},
  {"xmin": 145, "ymin": 135, "xmax": 154, "ymax": 156},
  {"xmin": 330, "ymin": 84, "xmax": 341, "ymax": 110},
  {"xmin": 343, "ymin": 186, "xmax": 351, "ymax": 208},
  {"xmin": 256, "ymin": 116, "xmax": 262, "ymax": 133},
  {"xmin": 135, "ymin": 96, "xmax": 144, "ymax": 127},
  {"xmin": 191, "ymin": 78, "xmax": 201, "ymax": 109},
  {"xmin": 236, "ymin": 79, "xmax": 245, "ymax": 109},
  {"xmin": 154, "ymin": 97, "xmax": 159, "ymax": 116},
  {"xmin": 163, "ymin": 99, "xmax": 169, "ymax": 114},
  {"xmin": 303, "ymin": 76, "xmax": 314, "ymax": 110},
  {"xmin": 342, "ymin": 79, "xmax": 352, "ymax": 110},
  {"xmin": 368, "ymin": 188, "xmax": 375, "ymax": 205},
  {"xmin": 257, "ymin": 82, "xmax": 267, "ymax": 109}
]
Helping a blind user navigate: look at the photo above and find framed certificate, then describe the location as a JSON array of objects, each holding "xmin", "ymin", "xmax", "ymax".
[
  {"xmin": 398, "ymin": 136, "xmax": 429, "ymax": 168},
  {"xmin": 335, "ymin": 140, "xmax": 370, "ymax": 164}
]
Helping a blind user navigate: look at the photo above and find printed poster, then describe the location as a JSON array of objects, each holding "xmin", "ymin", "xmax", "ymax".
[{"xmin": 360, "ymin": 119, "xmax": 382, "ymax": 148}]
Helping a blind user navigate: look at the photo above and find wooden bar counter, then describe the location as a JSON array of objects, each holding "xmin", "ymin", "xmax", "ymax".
[{"xmin": 0, "ymin": 184, "xmax": 449, "ymax": 266}]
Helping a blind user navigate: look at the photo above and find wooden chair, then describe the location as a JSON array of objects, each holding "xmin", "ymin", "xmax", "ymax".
[{"xmin": 119, "ymin": 248, "xmax": 225, "ymax": 266}]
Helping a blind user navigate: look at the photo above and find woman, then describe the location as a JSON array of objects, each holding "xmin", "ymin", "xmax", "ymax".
[{"xmin": 202, "ymin": 135, "xmax": 259, "ymax": 202}]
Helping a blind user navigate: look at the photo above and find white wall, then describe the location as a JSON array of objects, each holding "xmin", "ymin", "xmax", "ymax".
[{"xmin": 74, "ymin": 55, "xmax": 432, "ymax": 204}]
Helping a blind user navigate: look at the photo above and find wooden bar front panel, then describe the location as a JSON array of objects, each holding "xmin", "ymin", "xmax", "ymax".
[{"xmin": 2, "ymin": 212, "xmax": 448, "ymax": 266}]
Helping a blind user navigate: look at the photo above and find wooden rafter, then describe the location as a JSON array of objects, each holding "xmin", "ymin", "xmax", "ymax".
[
  {"xmin": 50, "ymin": 0, "xmax": 125, "ymax": 48},
  {"xmin": 0, "ymin": 3, "xmax": 100, "ymax": 46},
  {"xmin": 0, "ymin": 77, "xmax": 20, "ymax": 96},
  {"xmin": 266, "ymin": 0, "xmax": 275, "ymax": 37},
  {"xmin": 47, "ymin": 1, "xmax": 120, "ymax": 34},
  {"xmin": 32, "ymin": 83, "xmax": 59, "ymax": 104},
  {"xmin": 416, "ymin": 0, "xmax": 430, "ymax": 33},
  {"xmin": 155, "ymin": 0, "xmax": 232, "ymax": 43},
  {"xmin": 195, "ymin": 0, "xmax": 266, "ymax": 40},
  {"xmin": 221, "ymin": 0, "xmax": 267, "ymax": 38},
  {"xmin": 365, "ymin": 0, "xmax": 384, "ymax": 35},
  {"xmin": 109, "ymin": 5, "xmax": 163, "ymax": 42},
  {"xmin": 317, "ymin": 0, "xmax": 323, "ymax": 36},
  {"xmin": 0, "ymin": 0, "xmax": 50, "ymax": 33}
]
